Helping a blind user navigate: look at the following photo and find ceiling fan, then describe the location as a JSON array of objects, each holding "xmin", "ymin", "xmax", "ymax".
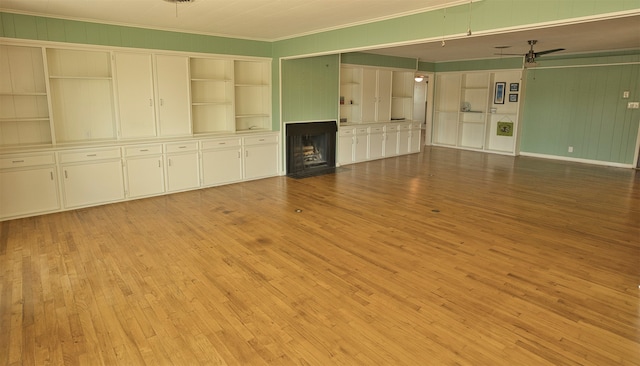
[{"xmin": 501, "ymin": 40, "xmax": 565, "ymax": 63}]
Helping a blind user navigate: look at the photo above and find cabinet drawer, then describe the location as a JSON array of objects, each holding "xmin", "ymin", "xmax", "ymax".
[
  {"xmin": 244, "ymin": 135, "xmax": 278, "ymax": 146},
  {"xmin": 165, "ymin": 141, "xmax": 198, "ymax": 153},
  {"xmin": 339, "ymin": 128, "xmax": 354, "ymax": 137},
  {"xmin": 399, "ymin": 124, "xmax": 411, "ymax": 130},
  {"xmin": 59, "ymin": 148, "xmax": 121, "ymax": 163},
  {"xmin": 124, "ymin": 144, "xmax": 163, "ymax": 157},
  {"xmin": 201, "ymin": 138, "xmax": 242, "ymax": 150},
  {"xmin": 0, "ymin": 153, "xmax": 55, "ymax": 169},
  {"xmin": 385, "ymin": 125, "xmax": 399, "ymax": 132},
  {"xmin": 355, "ymin": 127, "xmax": 368, "ymax": 135},
  {"xmin": 411, "ymin": 122, "xmax": 422, "ymax": 129},
  {"xmin": 370, "ymin": 126, "xmax": 384, "ymax": 134}
]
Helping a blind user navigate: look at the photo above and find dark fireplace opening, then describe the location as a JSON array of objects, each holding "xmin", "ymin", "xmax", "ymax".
[{"xmin": 286, "ymin": 121, "xmax": 337, "ymax": 178}]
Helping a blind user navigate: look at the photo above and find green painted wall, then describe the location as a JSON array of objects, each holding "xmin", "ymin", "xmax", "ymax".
[
  {"xmin": 520, "ymin": 58, "xmax": 640, "ymax": 164},
  {"xmin": 341, "ymin": 52, "xmax": 416, "ymax": 70},
  {"xmin": 0, "ymin": 12, "xmax": 272, "ymax": 57},
  {"xmin": 435, "ymin": 57, "xmax": 523, "ymax": 72},
  {"xmin": 281, "ymin": 55, "xmax": 339, "ymax": 122}
]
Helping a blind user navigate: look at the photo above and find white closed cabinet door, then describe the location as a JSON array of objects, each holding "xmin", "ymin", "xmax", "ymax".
[
  {"xmin": 354, "ymin": 129, "xmax": 368, "ymax": 162},
  {"xmin": 244, "ymin": 144, "xmax": 278, "ymax": 180},
  {"xmin": 115, "ymin": 52, "xmax": 156, "ymax": 138},
  {"xmin": 0, "ymin": 167, "xmax": 59, "ymax": 219},
  {"xmin": 361, "ymin": 68, "xmax": 377, "ymax": 122},
  {"xmin": 376, "ymin": 70, "xmax": 392, "ymax": 122},
  {"xmin": 155, "ymin": 55, "xmax": 191, "ymax": 136},
  {"xmin": 338, "ymin": 130, "xmax": 354, "ymax": 165},
  {"xmin": 126, "ymin": 156, "xmax": 165, "ymax": 198},
  {"xmin": 369, "ymin": 133, "xmax": 384, "ymax": 160},
  {"xmin": 385, "ymin": 129, "xmax": 399, "ymax": 157},
  {"xmin": 166, "ymin": 152, "xmax": 200, "ymax": 192},
  {"xmin": 202, "ymin": 149, "xmax": 243, "ymax": 186},
  {"xmin": 61, "ymin": 161, "xmax": 125, "ymax": 208},
  {"xmin": 398, "ymin": 126, "xmax": 411, "ymax": 155}
]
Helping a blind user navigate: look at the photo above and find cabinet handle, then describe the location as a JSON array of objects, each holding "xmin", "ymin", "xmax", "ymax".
[
  {"xmin": 168, "ymin": 158, "xmax": 172, "ymax": 166},
  {"xmin": 86, "ymin": 154, "xmax": 97, "ymax": 157},
  {"xmin": 178, "ymin": 146, "xmax": 186, "ymax": 149},
  {"xmin": 158, "ymin": 160, "xmax": 161, "ymax": 168},
  {"xmin": 50, "ymin": 172, "xmax": 54, "ymax": 180},
  {"xmin": 160, "ymin": 99, "xmax": 164, "ymax": 106},
  {"xmin": 259, "ymin": 138, "xmax": 265, "ymax": 141},
  {"xmin": 64, "ymin": 170, "xmax": 68, "ymax": 179},
  {"xmin": 140, "ymin": 149, "xmax": 149, "ymax": 152},
  {"xmin": 218, "ymin": 142, "xmax": 226, "ymax": 145},
  {"xmin": 237, "ymin": 151, "xmax": 241, "ymax": 158},
  {"xmin": 245, "ymin": 151, "xmax": 249, "ymax": 157},
  {"xmin": 12, "ymin": 160, "xmax": 24, "ymax": 163}
]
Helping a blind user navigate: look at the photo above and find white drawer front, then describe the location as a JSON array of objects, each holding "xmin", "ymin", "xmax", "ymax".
[
  {"xmin": 0, "ymin": 153, "xmax": 56, "ymax": 169},
  {"xmin": 370, "ymin": 126, "xmax": 384, "ymax": 133},
  {"xmin": 411, "ymin": 122, "xmax": 422, "ymax": 129},
  {"xmin": 124, "ymin": 144, "xmax": 163, "ymax": 157},
  {"xmin": 165, "ymin": 142, "xmax": 198, "ymax": 153},
  {"xmin": 399, "ymin": 124, "xmax": 411, "ymax": 130},
  {"xmin": 201, "ymin": 138, "xmax": 242, "ymax": 150},
  {"xmin": 355, "ymin": 127, "xmax": 368, "ymax": 135},
  {"xmin": 244, "ymin": 135, "xmax": 278, "ymax": 146},
  {"xmin": 339, "ymin": 128, "xmax": 354, "ymax": 137},
  {"xmin": 59, "ymin": 148, "xmax": 121, "ymax": 163},
  {"xmin": 385, "ymin": 125, "xmax": 399, "ymax": 132}
]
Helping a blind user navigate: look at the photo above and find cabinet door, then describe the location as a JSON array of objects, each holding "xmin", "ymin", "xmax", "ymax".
[
  {"xmin": 166, "ymin": 152, "xmax": 200, "ymax": 192},
  {"xmin": 398, "ymin": 128, "xmax": 411, "ymax": 155},
  {"xmin": 202, "ymin": 148, "xmax": 243, "ymax": 186},
  {"xmin": 410, "ymin": 129, "xmax": 421, "ymax": 153},
  {"xmin": 125, "ymin": 156, "xmax": 165, "ymax": 198},
  {"xmin": 354, "ymin": 134, "xmax": 368, "ymax": 162},
  {"xmin": 376, "ymin": 70, "xmax": 392, "ymax": 122},
  {"xmin": 384, "ymin": 132, "xmax": 398, "ymax": 157},
  {"xmin": 61, "ymin": 161, "xmax": 125, "ymax": 208},
  {"xmin": 115, "ymin": 52, "xmax": 156, "ymax": 138},
  {"xmin": 244, "ymin": 144, "xmax": 278, "ymax": 180},
  {"xmin": 155, "ymin": 55, "xmax": 191, "ymax": 136},
  {"xmin": 338, "ymin": 135, "xmax": 354, "ymax": 165},
  {"xmin": 361, "ymin": 68, "xmax": 377, "ymax": 122},
  {"xmin": 369, "ymin": 133, "xmax": 384, "ymax": 160},
  {"xmin": 0, "ymin": 167, "xmax": 59, "ymax": 219}
]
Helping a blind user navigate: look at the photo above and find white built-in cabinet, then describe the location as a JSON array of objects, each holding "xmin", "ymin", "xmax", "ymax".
[
  {"xmin": 433, "ymin": 70, "xmax": 521, "ymax": 154},
  {"xmin": 114, "ymin": 52, "xmax": 191, "ymax": 138},
  {"xmin": 369, "ymin": 125, "xmax": 385, "ymax": 160},
  {"xmin": 361, "ymin": 68, "xmax": 392, "ymax": 123},
  {"xmin": 384, "ymin": 124, "xmax": 399, "ymax": 157},
  {"xmin": 58, "ymin": 148, "xmax": 125, "ymax": 208},
  {"xmin": 201, "ymin": 137, "xmax": 243, "ymax": 186},
  {"xmin": 0, "ymin": 153, "xmax": 59, "ymax": 218},
  {"xmin": 123, "ymin": 144, "xmax": 165, "ymax": 198},
  {"xmin": 338, "ymin": 121, "xmax": 420, "ymax": 166},
  {"xmin": 0, "ymin": 41, "xmax": 279, "ymax": 221},
  {"xmin": 165, "ymin": 141, "xmax": 200, "ymax": 192}
]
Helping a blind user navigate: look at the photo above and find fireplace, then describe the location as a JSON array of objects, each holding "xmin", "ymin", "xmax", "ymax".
[{"xmin": 286, "ymin": 121, "xmax": 337, "ymax": 178}]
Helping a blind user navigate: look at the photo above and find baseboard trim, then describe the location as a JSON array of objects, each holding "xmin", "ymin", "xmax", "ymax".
[{"xmin": 519, "ymin": 152, "xmax": 634, "ymax": 169}]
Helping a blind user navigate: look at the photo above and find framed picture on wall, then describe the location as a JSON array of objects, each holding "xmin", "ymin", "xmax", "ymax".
[
  {"xmin": 509, "ymin": 93, "xmax": 518, "ymax": 102},
  {"xmin": 494, "ymin": 82, "xmax": 506, "ymax": 104},
  {"xmin": 510, "ymin": 83, "xmax": 519, "ymax": 92}
]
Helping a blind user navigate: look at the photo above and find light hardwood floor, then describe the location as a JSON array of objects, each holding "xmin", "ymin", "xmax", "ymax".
[{"xmin": 1, "ymin": 147, "xmax": 639, "ymax": 365}]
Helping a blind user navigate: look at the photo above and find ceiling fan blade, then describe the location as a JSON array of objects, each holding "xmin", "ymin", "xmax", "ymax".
[
  {"xmin": 495, "ymin": 53, "xmax": 525, "ymax": 56},
  {"xmin": 535, "ymin": 48, "xmax": 565, "ymax": 56}
]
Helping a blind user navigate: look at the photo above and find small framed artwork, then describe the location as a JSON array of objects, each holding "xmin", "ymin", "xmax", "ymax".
[
  {"xmin": 494, "ymin": 82, "xmax": 506, "ymax": 104},
  {"xmin": 510, "ymin": 83, "xmax": 519, "ymax": 92},
  {"xmin": 509, "ymin": 93, "xmax": 518, "ymax": 102}
]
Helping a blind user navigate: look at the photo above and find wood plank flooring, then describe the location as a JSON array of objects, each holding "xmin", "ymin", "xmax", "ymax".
[{"xmin": 1, "ymin": 146, "xmax": 639, "ymax": 365}]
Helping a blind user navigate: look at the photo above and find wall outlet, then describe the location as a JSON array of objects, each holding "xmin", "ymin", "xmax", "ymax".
[
  {"xmin": 568, "ymin": 146, "xmax": 573, "ymax": 153},
  {"xmin": 623, "ymin": 91, "xmax": 630, "ymax": 99},
  {"xmin": 627, "ymin": 102, "xmax": 639, "ymax": 109}
]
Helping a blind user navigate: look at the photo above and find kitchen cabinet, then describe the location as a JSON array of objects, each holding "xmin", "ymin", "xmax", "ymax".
[
  {"xmin": 369, "ymin": 125, "xmax": 385, "ymax": 160},
  {"xmin": 361, "ymin": 68, "xmax": 392, "ymax": 123},
  {"xmin": 354, "ymin": 127, "xmax": 369, "ymax": 162},
  {"xmin": 338, "ymin": 128, "xmax": 354, "ymax": 165},
  {"xmin": 384, "ymin": 124, "xmax": 399, "ymax": 157}
]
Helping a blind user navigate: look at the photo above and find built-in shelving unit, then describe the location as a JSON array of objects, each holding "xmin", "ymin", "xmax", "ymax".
[
  {"xmin": 234, "ymin": 60, "xmax": 271, "ymax": 132},
  {"xmin": 432, "ymin": 70, "xmax": 521, "ymax": 154},
  {"xmin": 0, "ymin": 45, "xmax": 51, "ymax": 146},
  {"xmin": 190, "ymin": 57, "xmax": 235, "ymax": 134},
  {"xmin": 339, "ymin": 66, "xmax": 362, "ymax": 124},
  {"xmin": 391, "ymin": 70, "xmax": 414, "ymax": 121},
  {"xmin": 47, "ymin": 48, "xmax": 116, "ymax": 143}
]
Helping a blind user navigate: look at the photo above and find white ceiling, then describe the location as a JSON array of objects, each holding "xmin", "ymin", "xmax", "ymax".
[{"xmin": 0, "ymin": 0, "xmax": 638, "ymax": 63}]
